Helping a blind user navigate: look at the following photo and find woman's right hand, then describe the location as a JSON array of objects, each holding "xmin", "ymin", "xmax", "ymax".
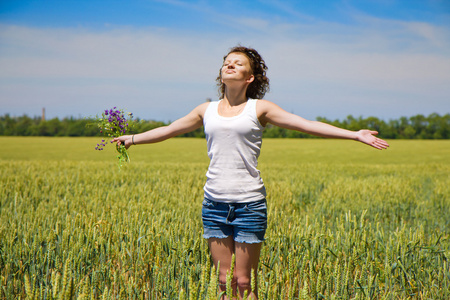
[{"xmin": 112, "ymin": 135, "xmax": 133, "ymax": 149}]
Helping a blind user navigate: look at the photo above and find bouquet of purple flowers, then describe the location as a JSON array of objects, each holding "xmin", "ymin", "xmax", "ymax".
[{"xmin": 92, "ymin": 107, "xmax": 134, "ymax": 168}]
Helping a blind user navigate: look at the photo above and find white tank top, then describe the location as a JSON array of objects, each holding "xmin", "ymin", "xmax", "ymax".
[{"xmin": 203, "ymin": 99, "xmax": 266, "ymax": 203}]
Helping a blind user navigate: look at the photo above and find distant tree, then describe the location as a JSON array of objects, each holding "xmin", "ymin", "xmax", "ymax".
[
  {"xmin": 403, "ymin": 126, "xmax": 416, "ymax": 139},
  {"xmin": 15, "ymin": 116, "xmax": 33, "ymax": 135},
  {"xmin": 0, "ymin": 113, "xmax": 449, "ymax": 139},
  {"xmin": 429, "ymin": 113, "xmax": 450, "ymax": 139},
  {"xmin": 410, "ymin": 114, "xmax": 427, "ymax": 138},
  {"xmin": 1, "ymin": 114, "xmax": 16, "ymax": 135}
]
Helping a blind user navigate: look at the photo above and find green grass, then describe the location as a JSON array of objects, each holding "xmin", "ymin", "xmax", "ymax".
[
  {"xmin": 3, "ymin": 136, "xmax": 450, "ymax": 165},
  {"xmin": 1, "ymin": 137, "xmax": 449, "ymax": 299}
]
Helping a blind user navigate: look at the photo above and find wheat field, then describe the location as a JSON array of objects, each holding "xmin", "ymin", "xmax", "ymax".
[{"xmin": 1, "ymin": 137, "xmax": 449, "ymax": 299}]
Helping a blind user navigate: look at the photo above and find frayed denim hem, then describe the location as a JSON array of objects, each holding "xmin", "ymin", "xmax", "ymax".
[
  {"xmin": 203, "ymin": 234, "xmax": 265, "ymax": 244},
  {"xmin": 234, "ymin": 237, "xmax": 265, "ymax": 244},
  {"xmin": 203, "ymin": 233, "xmax": 229, "ymax": 240}
]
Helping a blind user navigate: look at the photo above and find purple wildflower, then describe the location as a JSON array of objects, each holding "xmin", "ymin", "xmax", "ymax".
[{"xmin": 93, "ymin": 106, "xmax": 134, "ymax": 166}]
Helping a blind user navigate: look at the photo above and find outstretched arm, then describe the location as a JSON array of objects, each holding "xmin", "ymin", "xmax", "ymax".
[
  {"xmin": 257, "ymin": 100, "xmax": 389, "ymax": 150},
  {"xmin": 112, "ymin": 102, "xmax": 209, "ymax": 149}
]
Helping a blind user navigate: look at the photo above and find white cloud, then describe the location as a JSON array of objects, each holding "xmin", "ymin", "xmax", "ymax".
[
  {"xmin": 0, "ymin": 10, "xmax": 449, "ymax": 121},
  {"xmin": 0, "ymin": 25, "xmax": 222, "ymax": 80}
]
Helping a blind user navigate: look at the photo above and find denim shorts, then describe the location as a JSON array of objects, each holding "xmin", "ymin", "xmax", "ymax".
[{"xmin": 202, "ymin": 198, "xmax": 267, "ymax": 244}]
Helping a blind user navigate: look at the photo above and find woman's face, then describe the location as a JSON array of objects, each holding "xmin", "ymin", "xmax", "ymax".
[{"xmin": 221, "ymin": 52, "xmax": 254, "ymax": 84}]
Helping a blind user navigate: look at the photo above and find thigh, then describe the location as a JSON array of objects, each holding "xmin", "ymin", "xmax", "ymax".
[
  {"xmin": 234, "ymin": 242, "xmax": 262, "ymax": 277},
  {"xmin": 208, "ymin": 236, "xmax": 235, "ymax": 271},
  {"xmin": 208, "ymin": 238, "xmax": 262, "ymax": 281}
]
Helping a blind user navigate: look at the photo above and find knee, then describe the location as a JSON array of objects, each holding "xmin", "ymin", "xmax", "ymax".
[
  {"xmin": 218, "ymin": 269, "xmax": 237, "ymax": 285},
  {"xmin": 236, "ymin": 275, "xmax": 251, "ymax": 290},
  {"xmin": 218, "ymin": 272, "xmax": 228, "ymax": 285}
]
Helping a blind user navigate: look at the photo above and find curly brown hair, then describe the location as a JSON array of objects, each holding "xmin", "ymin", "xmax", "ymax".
[{"xmin": 216, "ymin": 46, "xmax": 270, "ymax": 100}]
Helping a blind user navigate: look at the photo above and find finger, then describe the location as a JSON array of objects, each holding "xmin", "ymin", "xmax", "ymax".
[
  {"xmin": 380, "ymin": 140, "xmax": 390, "ymax": 147},
  {"xmin": 374, "ymin": 139, "xmax": 389, "ymax": 149},
  {"xmin": 370, "ymin": 130, "xmax": 379, "ymax": 136},
  {"xmin": 117, "ymin": 141, "xmax": 127, "ymax": 149},
  {"xmin": 376, "ymin": 138, "xmax": 389, "ymax": 147},
  {"xmin": 371, "ymin": 143, "xmax": 385, "ymax": 150}
]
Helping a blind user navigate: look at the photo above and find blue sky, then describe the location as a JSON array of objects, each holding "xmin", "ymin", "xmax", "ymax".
[{"xmin": 1, "ymin": 0, "xmax": 449, "ymax": 122}]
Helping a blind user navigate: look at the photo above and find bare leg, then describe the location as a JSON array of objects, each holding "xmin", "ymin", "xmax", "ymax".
[
  {"xmin": 208, "ymin": 237, "xmax": 236, "ymax": 299},
  {"xmin": 209, "ymin": 237, "xmax": 262, "ymax": 300},
  {"xmin": 235, "ymin": 242, "xmax": 262, "ymax": 299}
]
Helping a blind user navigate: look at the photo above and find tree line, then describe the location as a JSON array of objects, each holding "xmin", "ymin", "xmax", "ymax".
[{"xmin": 0, "ymin": 113, "xmax": 449, "ymax": 139}]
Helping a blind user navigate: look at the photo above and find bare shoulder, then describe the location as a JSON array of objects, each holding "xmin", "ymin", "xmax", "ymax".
[
  {"xmin": 256, "ymin": 99, "xmax": 283, "ymax": 115},
  {"xmin": 256, "ymin": 99, "xmax": 301, "ymax": 128},
  {"xmin": 256, "ymin": 99, "xmax": 283, "ymax": 126}
]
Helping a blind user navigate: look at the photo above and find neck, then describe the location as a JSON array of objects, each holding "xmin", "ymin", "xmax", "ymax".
[{"xmin": 223, "ymin": 86, "xmax": 248, "ymax": 106}]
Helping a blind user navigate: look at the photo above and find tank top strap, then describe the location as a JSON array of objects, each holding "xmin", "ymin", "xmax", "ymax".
[{"xmin": 246, "ymin": 99, "xmax": 257, "ymax": 116}]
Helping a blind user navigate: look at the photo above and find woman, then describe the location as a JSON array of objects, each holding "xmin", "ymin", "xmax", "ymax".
[{"xmin": 113, "ymin": 46, "xmax": 389, "ymax": 299}]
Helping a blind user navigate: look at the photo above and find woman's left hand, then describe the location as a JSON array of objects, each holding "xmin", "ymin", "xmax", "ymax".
[{"xmin": 356, "ymin": 130, "xmax": 390, "ymax": 150}]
